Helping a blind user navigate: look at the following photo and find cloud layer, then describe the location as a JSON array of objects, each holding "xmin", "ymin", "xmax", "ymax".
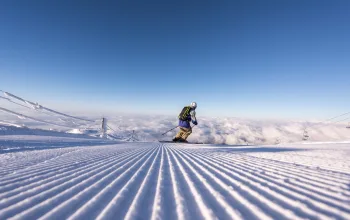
[
  {"xmin": 1, "ymin": 109, "xmax": 349, "ymax": 145},
  {"xmin": 105, "ymin": 115, "xmax": 350, "ymax": 145}
]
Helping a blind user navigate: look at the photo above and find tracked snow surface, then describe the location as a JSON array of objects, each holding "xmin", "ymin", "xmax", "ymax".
[{"xmin": 0, "ymin": 136, "xmax": 349, "ymax": 220}]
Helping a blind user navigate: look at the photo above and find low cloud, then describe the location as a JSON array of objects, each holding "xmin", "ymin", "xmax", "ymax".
[
  {"xmin": 105, "ymin": 115, "xmax": 350, "ymax": 145},
  {"xmin": 1, "ymin": 110, "xmax": 349, "ymax": 145}
]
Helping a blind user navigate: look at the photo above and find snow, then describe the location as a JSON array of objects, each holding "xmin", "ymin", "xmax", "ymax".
[
  {"xmin": 67, "ymin": 129, "xmax": 85, "ymax": 134},
  {"xmin": 1, "ymin": 90, "xmax": 350, "ymax": 218},
  {"xmin": 0, "ymin": 133, "xmax": 349, "ymax": 219}
]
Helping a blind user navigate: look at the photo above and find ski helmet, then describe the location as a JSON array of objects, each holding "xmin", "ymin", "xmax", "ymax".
[{"xmin": 190, "ymin": 102, "xmax": 197, "ymax": 109}]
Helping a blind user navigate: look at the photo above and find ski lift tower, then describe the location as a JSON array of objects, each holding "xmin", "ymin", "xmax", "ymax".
[
  {"xmin": 126, "ymin": 130, "xmax": 138, "ymax": 142},
  {"xmin": 302, "ymin": 129, "xmax": 309, "ymax": 141},
  {"xmin": 101, "ymin": 117, "xmax": 107, "ymax": 138}
]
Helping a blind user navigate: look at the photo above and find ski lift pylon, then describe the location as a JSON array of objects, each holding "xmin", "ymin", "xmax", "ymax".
[{"xmin": 302, "ymin": 129, "xmax": 309, "ymax": 141}]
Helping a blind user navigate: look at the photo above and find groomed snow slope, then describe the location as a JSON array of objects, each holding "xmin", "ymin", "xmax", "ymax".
[{"xmin": 0, "ymin": 141, "xmax": 349, "ymax": 219}]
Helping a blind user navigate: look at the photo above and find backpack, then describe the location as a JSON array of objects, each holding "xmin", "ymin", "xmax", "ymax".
[{"xmin": 178, "ymin": 106, "xmax": 191, "ymax": 121}]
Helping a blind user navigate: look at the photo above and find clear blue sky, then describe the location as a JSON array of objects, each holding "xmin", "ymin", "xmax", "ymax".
[{"xmin": 1, "ymin": 0, "xmax": 349, "ymax": 119}]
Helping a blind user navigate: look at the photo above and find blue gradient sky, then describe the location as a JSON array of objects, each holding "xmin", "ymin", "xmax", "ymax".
[{"xmin": 1, "ymin": 0, "xmax": 349, "ymax": 119}]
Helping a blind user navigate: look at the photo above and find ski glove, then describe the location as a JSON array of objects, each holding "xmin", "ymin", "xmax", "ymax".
[{"xmin": 192, "ymin": 120, "xmax": 198, "ymax": 125}]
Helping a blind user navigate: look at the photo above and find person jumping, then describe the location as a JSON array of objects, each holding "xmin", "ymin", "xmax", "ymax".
[{"xmin": 173, "ymin": 102, "xmax": 198, "ymax": 143}]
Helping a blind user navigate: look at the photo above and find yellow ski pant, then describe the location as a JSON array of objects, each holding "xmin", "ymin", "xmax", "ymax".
[{"xmin": 175, "ymin": 127, "xmax": 192, "ymax": 140}]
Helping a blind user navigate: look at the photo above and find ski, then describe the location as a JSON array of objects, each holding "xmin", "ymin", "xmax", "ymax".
[{"xmin": 158, "ymin": 140, "xmax": 203, "ymax": 145}]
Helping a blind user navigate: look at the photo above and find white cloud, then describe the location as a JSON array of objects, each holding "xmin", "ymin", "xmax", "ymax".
[
  {"xmin": 1, "ymin": 96, "xmax": 349, "ymax": 145},
  {"xmin": 104, "ymin": 115, "xmax": 350, "ymax": 145}
]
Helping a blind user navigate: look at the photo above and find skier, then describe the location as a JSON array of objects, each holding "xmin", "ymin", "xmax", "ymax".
[{"xmin": 173, "ymin": 102, "xmax": 198, "ymax": 143}]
